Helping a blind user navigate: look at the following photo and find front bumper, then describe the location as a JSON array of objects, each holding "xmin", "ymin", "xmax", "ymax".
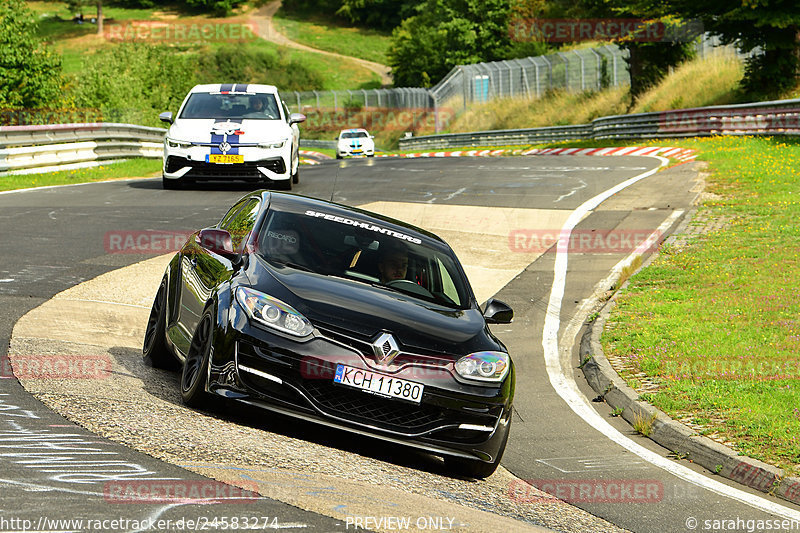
[
  {"xmin": 337, "ymin": 146, "xmax": 374, "ymax": 157},
  {"xmin": 163, "ymin": 145, "xmax": 291, "ymax": 183},
  {"xmin": 208, "ymin": 305, "xmax": 513, "ymax": 463}
]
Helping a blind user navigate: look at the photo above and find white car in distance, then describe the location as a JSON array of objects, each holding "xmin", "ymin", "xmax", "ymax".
[
  {"xmin": 159, "ymin": 83, "xmax": 306, "ymax": 190},
  {"xmin": 336, "ymin": 128, "xmax": 375, "ymax": 159}
]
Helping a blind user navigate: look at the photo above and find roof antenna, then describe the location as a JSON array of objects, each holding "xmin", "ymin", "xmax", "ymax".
[{"xmin": 330, "ymin": 159, "xmax": 342, "ymax": 203}]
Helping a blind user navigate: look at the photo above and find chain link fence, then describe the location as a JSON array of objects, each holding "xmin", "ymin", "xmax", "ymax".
[
  {"xmin": 283, "ymin": 44, "xmax": 630, "ymax": 134},
  {"xmin": 280, "ymin": 38, "xmax": 741, "ymax": 134}
]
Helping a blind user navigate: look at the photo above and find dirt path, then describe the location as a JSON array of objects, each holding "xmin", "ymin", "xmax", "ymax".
[{"xmin": 250, "ymin": 0, "xmax": 393, "ymax": 86}]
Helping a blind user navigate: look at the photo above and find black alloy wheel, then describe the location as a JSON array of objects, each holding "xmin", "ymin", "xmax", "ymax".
[{"xmin": 181, "ymin": 310, "xmax": 215, "ymax": 407}]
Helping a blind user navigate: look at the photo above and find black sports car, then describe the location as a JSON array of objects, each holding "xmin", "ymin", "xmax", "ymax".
[{"xmin": 143, "ymin": 191, "xmax": 516, "ymax": 477}]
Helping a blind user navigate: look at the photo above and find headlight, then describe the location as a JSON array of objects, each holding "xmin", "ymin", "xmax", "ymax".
[
  {"xmin": 166, "ymin": 137, "xmax": 192, "ymax": 149},
  {"xmin": 455, "ymin": 351, "xmax": 509, "ymax": 383},
  {"xmin": 258, "ymin": 139, "xmax": 287, "ymax": 149},
  {"xmin": 235, "ymin": 287, "xmax": 313, "ymax": 337}
]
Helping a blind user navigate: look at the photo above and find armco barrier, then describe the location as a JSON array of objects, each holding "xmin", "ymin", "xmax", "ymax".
[
  {"xmin": 6, "ymin": 97, "xmax": 800, "ymax": 173},
  {"xmin": 0, "ymin": 123, "xmax": 166, "ymax": 175},
  {"xmin": 399, "ymin": 97, "xmax": 800, "ymax": 150},
  {"xmin": 0, "ymin": 123, "xmax": 336, "ymax": 175}
]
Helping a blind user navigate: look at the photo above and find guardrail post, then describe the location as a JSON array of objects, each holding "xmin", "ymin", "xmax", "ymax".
[{"xmin": 574, "ymin": 50, "xmax": 585, "ymax": 91}]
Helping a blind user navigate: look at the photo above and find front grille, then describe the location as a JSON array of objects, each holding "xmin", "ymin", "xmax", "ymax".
[
  {"xmin": 316, "ymin": 326, "xmax": 451, "ymax": 369},
  {"xmin": 165, "ymin": 156, "xmax": 285, "ymax": 179},
  {"xmin": 303, "ymin": 380, "xmax": 444, "ymax": 431}
]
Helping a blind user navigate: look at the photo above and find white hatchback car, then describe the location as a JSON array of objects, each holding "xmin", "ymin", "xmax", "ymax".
[
  {"xmin": 159, "ymin": 83, "xmax": 306, "ymax": 190},
  {"xmin": 336, "ymin": 128, "xmax": 375, "ymax": 158}
]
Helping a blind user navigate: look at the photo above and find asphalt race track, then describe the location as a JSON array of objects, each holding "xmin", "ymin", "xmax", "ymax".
[{"xmin": 2, "ymin": 155, "xmax": 799, "ymax": 533}]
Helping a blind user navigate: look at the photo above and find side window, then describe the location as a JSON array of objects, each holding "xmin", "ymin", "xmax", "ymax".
[
  {"xmin": 436, "ymin": 257, "xmax": 460, "ymax": 306},
  {"xmin": 220, "ymin": 198, "xmax": 261, "ymax": 253},
  {"xmin": 218, "ymin": 198, "xmax": 249, "ymax": 229}
]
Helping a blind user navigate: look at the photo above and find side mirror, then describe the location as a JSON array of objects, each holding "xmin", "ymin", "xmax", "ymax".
[
  {"xmin": 198, "ymin": 229, "xmax": 236, "ymax": 258},
  {"xmin": 289, "ymin": 113, "xmax": 306, "ymax": 125},
  {"xmin": 159, "ymin": 111, "xmax": 173, "ymax": 124},
  {"xmin": 483, "ymin": 298, "xmax": 513, "ymax": 324}
]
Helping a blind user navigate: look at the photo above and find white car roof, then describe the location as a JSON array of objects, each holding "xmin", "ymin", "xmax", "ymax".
[
  {"xmin": 340, "ymin": 128, "xmax": 370, "ymax": 134},
  {"xmin": 189, "ymin": 83, "xmax": 280, "ymax": 95}
]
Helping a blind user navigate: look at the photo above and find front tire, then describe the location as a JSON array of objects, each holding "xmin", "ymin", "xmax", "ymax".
[
  {"xmin": 143, "ymin": 278, "xmax": 178, "ymax": 370},
  {"xmin": 162, "ymin": 175, "xmax": 185, "ymax": 190},
  {"xmin": 181, "ymin": 309, "xmax": 215, "ymax": 407},
  {"xmin": 275, "ymin": 178, "xmax": 292, "ymax": 191}
]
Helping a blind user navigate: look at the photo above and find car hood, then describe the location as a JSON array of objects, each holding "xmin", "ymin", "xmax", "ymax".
[
  {"xmin": 338, "ymin": 137, "xmax": 374, "ymax": 149},
  {"xmin": 168, "ymin": 119, "xmax": 292, "ymax": 144},
  {"xmin": 245, "ymin": 256, "xmax": 496, "ymax": 355}
]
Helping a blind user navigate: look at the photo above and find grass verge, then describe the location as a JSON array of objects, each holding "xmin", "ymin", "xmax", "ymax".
[
  {"xmin": 444, "ymin": 53, "xmax": 745, "ymax": 134},
  {"xmin": 272, "ymin": 8, "xmax": 391, "ymax": 66},
  {"xmin": 0, "ymin": 159, "xmax": 161, "ymax": 192},
  {"xmin": 600, "ymin": 135, "xmax": 800, "ymax": 475}
]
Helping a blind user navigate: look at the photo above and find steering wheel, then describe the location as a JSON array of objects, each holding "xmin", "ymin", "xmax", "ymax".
[{"xmin": 385, "ymin": 279, "xmax": 434, "ymax": 298}]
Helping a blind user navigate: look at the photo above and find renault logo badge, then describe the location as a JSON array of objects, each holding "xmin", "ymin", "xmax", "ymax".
[{"xmin": 371, "ymin": 332, "xmax": 400, "ymax": 365}]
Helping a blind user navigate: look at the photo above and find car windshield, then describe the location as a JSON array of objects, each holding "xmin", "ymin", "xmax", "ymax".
[
  {"xmin": 179, "ymin": 92, "xmax": 281, "ymax": 120},
  {"xmin": 257, "ymin": 208, "xmax": 471, "ymax": 309},
  {"xmin": 341, "ymin": 131, "xmax": 368, "ymax": 139}
]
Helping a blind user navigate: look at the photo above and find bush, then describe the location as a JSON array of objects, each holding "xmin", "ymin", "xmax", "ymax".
[
  {"xmin": 72, "ymin": 43, "xmax": 196, "ymax": 126},
  {"xmin": 196, "ymin": 44, "xmax": 324, "ymax": 92},
  {"xmin": 0, "ymin": 0, "xmax": 65, "ymax": 108}
]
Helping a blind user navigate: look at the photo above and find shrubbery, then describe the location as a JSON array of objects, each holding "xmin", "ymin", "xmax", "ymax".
[
  {"xmin": 72, "ymin": 43, "xmax": 197, "ymax": 125},
  {"xmin": 69, "ymin": 43, "xmax": 324, "ymax": 126},
  {"xmin": 0, "ymin": 0, "xmax": 66, "ymax": 108},
  {"xmin": 196, "ymin": 45, "xmax": 324, "ymax": 93}
]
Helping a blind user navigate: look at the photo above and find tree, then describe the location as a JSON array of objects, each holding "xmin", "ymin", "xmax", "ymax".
[
  {"xmin": 0, "ymin": 0, "xmax": 65, "ymax": 108},
  {"xmin": 388, "ymin": 0, "xmax": 542, "ymax": 87},
  {"xmin": 337, "ymin": 0, "xmax": 423, "ymax": 31},
  {"xmin": 183, "ymin": 0, "xmax": 247, "ymax": 16},
  {"xmin": 601, "ymin": 0, "xmax": 800, "ymax": 97},
  {"xmin": 64, "ymin": 0, "xmax": 103, "ymax": 34},
  {"xmin": 573, "ymin": 0, "xmax": 696, "ymax": 101},
  {"xmin": 662, "ymin": 0, "xmax": 800, "ymax": 96}
]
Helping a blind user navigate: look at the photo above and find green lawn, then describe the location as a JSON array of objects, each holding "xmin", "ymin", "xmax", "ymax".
[
  {"xmin": 273, "ymin": 8, "xmax": 392, "ymax": 66},
  {"xmin": 601, "ymin": 136, "xmax": 800, "ymax": 474},
  {"xmin": 240, "ymin": 39, "xmax": 381, "ymax": 91},
  {"xmin": 0, "ymin": 159, "xmax": 161, "ymax": 192}
]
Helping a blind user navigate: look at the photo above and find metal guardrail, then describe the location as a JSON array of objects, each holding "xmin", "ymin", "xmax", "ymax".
[
  {"xmin": 0, "ymin": 123, "xmax": 166, "ymax": 174},
  {"xmin": 299, "ymin": 139, "xmax": 337, "ymax": 150},
  {"xmin": 399, "ymin": 98, "xmax": 800, "ymax": 150},
  {"xmin": 6, "ymin": 97, "xmax": 800, "ymax": 174}
]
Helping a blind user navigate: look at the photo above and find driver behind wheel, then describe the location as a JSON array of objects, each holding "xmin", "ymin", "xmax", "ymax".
[{"xmin": 377, "ymin": 244, "xmax": 409, "ymax": 284}]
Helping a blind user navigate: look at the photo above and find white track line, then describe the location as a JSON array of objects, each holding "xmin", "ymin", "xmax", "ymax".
[{"xmin": 542, "ymin": 156, "xmax": 800, "ymax": 520}]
